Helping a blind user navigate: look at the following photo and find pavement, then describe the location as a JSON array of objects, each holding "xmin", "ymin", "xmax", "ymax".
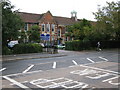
[{"xmin": 2, "ymin": 51, "xmax": 67, "ymax": 62}]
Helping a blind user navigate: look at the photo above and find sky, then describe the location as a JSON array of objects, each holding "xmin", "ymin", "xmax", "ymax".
[{"xmin": 9, "ymin": 0, "xmax": 118, "ymax": 21}]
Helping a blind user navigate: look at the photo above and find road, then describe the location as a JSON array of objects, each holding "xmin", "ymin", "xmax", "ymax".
[{"xmin": 1, "ymin": 49, "xmax": 120, "ymax": 89}]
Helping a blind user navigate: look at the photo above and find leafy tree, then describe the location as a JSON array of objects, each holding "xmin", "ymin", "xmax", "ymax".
[
  {"xmin": 27, "ymin": 25, "xmax": 40, "ymax": 43},
  {"xmin": 2, "ymin": 0, "xmax": 23, "ymax": 46},
  {"xmin": 18, "ymin": 30, "xmax": 27, "ymax": 43},
  {"xmin": 93, "ymin": 1, "xmax": 120, "ymax": 41},
  {"xmin": 66, "ymin": 19, "xmax": 92, "ymax": 40}
]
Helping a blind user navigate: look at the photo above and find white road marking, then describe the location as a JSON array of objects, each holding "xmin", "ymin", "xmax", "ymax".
[
  {"xmin": 84, "ymin": 61, "xmax": 106, "ymax": 65},
  {"xmin": 3, "ymin": 76, "xmax": 31, "ymax": 89},
  {"xmin": 72, "ymin": 60, "xmax": 78, "ymax": 65},
  {"xmin": 0, "ymin": 68, "xmax": 6, "ymax": 72},
  {"xmin": 22, "ymin": 64, "xmax": 34, "ymax": 73},
  {"xmin": 10, "ymin": 80, "xmax": 29, "ymax": 86},
  {"xmin": 102, "ymin": 76, "xmax": 119, "ymax": 82},
  {"xmin": 87, "ymin": 58, "xmax": 95, "ymax": 63},
  {"xmin": 80, "ymin": 65, "xmax": 119, "ymax": 75},
  {"xmin": 52, "ymin": 62, "xmax": 56, "ymax": 69},
  {"xmin": 6, "ymin": 70, "xmax": 42, "ymax": 77},
  {"xmin": 69, "ymin": 61, "xmax": 106, "ymax": 67},
  {"xmin": 99, "ymin": 57, "xmax": 108, "ymax": 61}
]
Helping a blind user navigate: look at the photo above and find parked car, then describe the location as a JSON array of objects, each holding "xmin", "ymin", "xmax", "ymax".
[
  {"xmin": 8, "ymin": 40, "xmax": 19, "ymax": 48},
  {"xmin": 57, "ymin": 44, "xmax": 65, "ymax": 49}
]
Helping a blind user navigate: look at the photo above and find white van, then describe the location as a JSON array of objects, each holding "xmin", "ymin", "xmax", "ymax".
[{"xmin": 8, "ymin": 40, "xmax": 19, "ymax": 48}]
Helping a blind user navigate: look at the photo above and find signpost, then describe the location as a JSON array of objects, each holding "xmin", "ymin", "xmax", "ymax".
[
  {"xmin": 40, "ymin": 33, "xmax": 50, "ymax": 53},
  {"xmin": 40, "ymin": 34, "xmax": 50, "ymax": 41}
]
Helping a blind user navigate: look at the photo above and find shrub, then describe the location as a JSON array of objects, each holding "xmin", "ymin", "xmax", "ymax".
[
  {"xmin": 101, "ymin": 40, "xmax": 120, "ymax": 48},
  {"xmin": 2, "ymin": 46, "xmax": 12, "ymax": 55},
  {"xmin": 13, "ymin": 43, "xmax": 43, "ymax": 54},
  {"xmin": 65, "ymin": 40, "xmax": 120, "ymax": 51},
  {"xmin": 65, "ymin": 40, "xmax": 91, "ymax": 51}
]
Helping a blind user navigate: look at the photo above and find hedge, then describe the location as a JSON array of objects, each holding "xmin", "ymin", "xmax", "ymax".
[
  {"xmin": 65, "ymin": 40, "xmax": 120, "ymax": 51},
  {"xmin": 65, "ymin": 40, "xmax": 91, "ymax": 51},
  {"xmin": 2, "ymin": 46, "xmax": 12, "ymax": 55},
  {"xmin": 13, "ymin": 43, "xmax": 43, "ymax": 54},
  {"xmin": 91, "ymin": 40, "xmax": 120, "ymax": 49}
]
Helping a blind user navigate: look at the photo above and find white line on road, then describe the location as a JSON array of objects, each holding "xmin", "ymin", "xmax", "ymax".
[
  {"xmin": 22, "ymin": 65, "xmax": 34, "ymax": 73},
  {"xmin": 52, "ymin": 62, "xmax": 56, "ymax": 69},
  {"xmin": 3, "ymin": 76, "xmax": 31, "ymax": 89},
  {"xmin": 99, "ymin": 57, "xmax": 108, "ymax": 61},
  {"xmin": 80, "ymin": 65, "xmax": 119, "ymax": 75},
  {"xmin": 72, "ymin": 60, "xmax": 78, "ymax": 65},
  {"xmin": 84, "ymin": 61, "xmax": 107, "ymax": 65},
  {"xmin": 6, "ymin": 70, "xmax": 42, "ymax": 77},
  {"xmin": 102, "ymin": 76, "xmax": 119, "ymax": 82},
  {"xmin": 0, "ymin": 68, "xmax": 6, "ymax": 72},
  {"xmin": 10, "ymin": 81, "xmax": 28, "ymax": 86},
  {"xmin": 87, "ymin": 58, "xmax": 95, "ymax": 63}
]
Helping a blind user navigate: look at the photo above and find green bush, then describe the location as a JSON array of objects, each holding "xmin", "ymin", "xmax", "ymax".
[
  {"xmin": 13, "ymin": 43, "xmax": 43, "ymax": 54},
  {"xmin": 101, "ymin": 40, "xmax": 120, "ymax": 48},
  {"xmin": 2, "ymin": 46, "xmax": 12, "ymax": 55},
  {"xmin": 65, "ymin": 40, "xmax": 91, "ymax": 51},
  {"xmin": 65, "ymin": 40, "xmax": 120, "ymax": 51}
]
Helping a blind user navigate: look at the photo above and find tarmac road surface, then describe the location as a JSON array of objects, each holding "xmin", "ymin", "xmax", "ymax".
[{"xmin": 1, "ymin": 49, "xmax": 120, "ymax": 89}]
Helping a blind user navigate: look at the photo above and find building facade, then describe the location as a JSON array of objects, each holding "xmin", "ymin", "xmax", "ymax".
[{"xmin": 18, "ymin": 11, "xmax": 81, "ymax": 44}]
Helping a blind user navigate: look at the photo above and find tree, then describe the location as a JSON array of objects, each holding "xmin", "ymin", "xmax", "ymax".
[
  {"xmin": 66, "ymin": 19, "xmax": 92, "ymax": 40},
  {"xmin": 18, "ymin": 30, "xmax": 27, "ymax": 43},
  {"xmin": 27, "ymin": 25, "xmax": 40, "ymax": 43},
  {"xmin": 93, "ymin": 1, "xmax": 120, "ymax": 41},
  {"xmin": 2, "ymin": 0, "xmax": 23, "ymax": 46}
]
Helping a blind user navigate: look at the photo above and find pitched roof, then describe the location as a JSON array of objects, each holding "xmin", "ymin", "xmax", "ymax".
[
  {"xmin": 17, "ymin": 12, "xmax": 43, "ymax": 23},
  {"xmin": 18, "ymin": 11, "xmax": 81, "ymax": 24},
  {"xmin": 53, "ymin": 16, "xmax": 80, "ymax": 25}
]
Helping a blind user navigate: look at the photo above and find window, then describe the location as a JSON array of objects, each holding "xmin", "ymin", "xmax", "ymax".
[
  {"xmin": 58, "ymin": 29, "xmax": 60, "ymax": 36},
  {"xmin": 24, "ymin": 23, "xmax": 28, "ymax": 31},
  {"xmin": 42, "ymin": 24, "xmax": 45, "ymax": 32},
  {"xmin": 65, "ymin": 37, "xmax": 67, "ymax": 41},
  {"xmin": 46, "ymin": 24, "xmax": 50, "ymax": 32},
  {"xmin": 52, "ymin": 24, "xmax": 55, "ymax": 32}
]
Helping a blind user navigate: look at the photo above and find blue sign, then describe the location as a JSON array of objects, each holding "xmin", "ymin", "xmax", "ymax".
[{"xmin": 40, "ymin": 34, "xmax": 50, "ymax": 41}]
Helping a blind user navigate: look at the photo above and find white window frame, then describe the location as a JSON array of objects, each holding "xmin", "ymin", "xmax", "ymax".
[
  {"xmin": 24, "ymin": 23, "xmax": 28, "ymax": 31},
  {"xmin": 46, "ymin": 23, "xmax": 50, "ymax": 32},
  {"xmin": 52, "ymin": 24, "xmax": 55, "ymax": 32},
  {"xmin": 41, "ymin": 24, "xmax": 45, "ymax": 32}
]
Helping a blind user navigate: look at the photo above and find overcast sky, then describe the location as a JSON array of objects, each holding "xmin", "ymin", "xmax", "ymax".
[{"xmin": 10, "ymin": 0, "xmax": 118, "ymax": 21}]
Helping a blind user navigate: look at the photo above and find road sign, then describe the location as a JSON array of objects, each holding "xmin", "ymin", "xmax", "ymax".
[{"xmin": 40, "ymin": 34, "xmax": 50, "ymax": 41}]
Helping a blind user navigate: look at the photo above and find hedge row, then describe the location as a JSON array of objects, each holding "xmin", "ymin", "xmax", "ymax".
[
  {"xmin": 65, "ymin": 40, "xmax": 120, "ymax": 51},
  {"xmin": 13, "ymin": 43, "xmax": 43, "ymax": 54},
  {"xmin": 2, "ymin": 46, "xmax": 13, "ymax": 55},
  {"xmin": 91, "ymin": 40, "xmax": 120, "ymax": 48},
  {"xmin": 65, "ymin": 40, "xmax": 91, "ymax": 51}
]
